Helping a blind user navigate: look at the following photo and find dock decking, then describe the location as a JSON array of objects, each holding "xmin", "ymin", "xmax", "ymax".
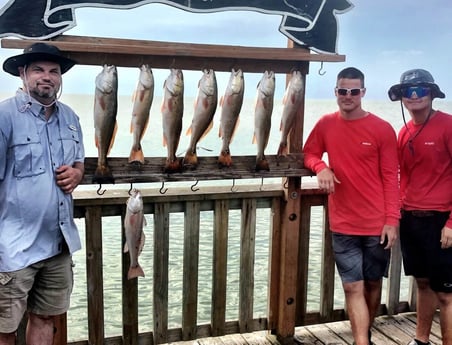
[{"xmin": 179, "ymin": 312, "xmax": 441, "ymax": 345}]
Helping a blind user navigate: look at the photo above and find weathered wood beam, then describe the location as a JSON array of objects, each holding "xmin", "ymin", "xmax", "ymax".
[
  {"xmin": 1, "ymin": 35, "xmax": 345, "ymax": 73},
  {"xmin": 81, "ymin": 154, "xmax": 310, "ymax": 185}
]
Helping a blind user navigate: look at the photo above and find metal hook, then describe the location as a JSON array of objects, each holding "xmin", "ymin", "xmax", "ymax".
[
  {"xmin": 159, "ymin": 181, "xmax": 168, "ymax": 194},
  {"xmin": 128, "ymin": 183, "xmax": 134, "ymax": 196},
  {"xmin": 96, "ymin": 184, "xmax": 106, "ymax": 195},
  {"xmin": 318, "ymin": 61, "xmax": 326, "ymax": 76},
  {"xmin": 231, "ymin": 179, "xmax": 238, "ymax": 193},
  {"xmin": 191, "ymin": 180, "xmax": 200, "ymax": 192},
  {"xmin": 283, "ymin": 179, "xmax": 289, "ymax": 189}
]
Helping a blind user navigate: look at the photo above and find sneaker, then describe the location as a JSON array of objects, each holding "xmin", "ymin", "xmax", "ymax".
[{"xmin": 407, "ymin": 340, "xmax": 431, "ymax": 345}]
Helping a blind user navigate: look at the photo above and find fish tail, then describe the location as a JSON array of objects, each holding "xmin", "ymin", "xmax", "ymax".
[
  {"xmin": 277, "ymin": 143, "xmax": 288, "ymax": 157},
  {"xmin": 129, "ymin": 147, "xmax": 145, "ymax": 164},
  {"xmin": 183, "ymin": 150, "xmax": 198, "ymax": 168},
  {"xmin": 164, "ymin": 158, "xmax": 182, "ymax": 173},
  {"xmin": 127, "ymin": 264, "xmax": 145, "ymax": 280},
  {"xmin": 218, "ymin": 150, "xmax": 232, "ymax": 167},
  {"xmin": 93, "ymin": 164, "xmax": 115, "ymax": 184},
  {"xmin": 255, "ymin": 157, "xmax": 270, "ymax": 172}
]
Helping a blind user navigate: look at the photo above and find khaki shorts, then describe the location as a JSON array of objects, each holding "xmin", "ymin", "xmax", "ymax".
[{"xmin": 0, "ymin": 251, "xmax": 74, "ymax": 333}]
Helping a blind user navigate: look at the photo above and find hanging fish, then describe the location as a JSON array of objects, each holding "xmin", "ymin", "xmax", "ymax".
[
  {"xmin": 129, "ymin": 64, "xmax": 154, "ymax": 164},
  {"xmin": 218, "ymin": 68, "xmax": 245, "ymax": 167},
  {"xmin": 123, "ymin": 189, "xmax": 146, "ymax": 280},
  {"xmin": 184, "ymin": 69, "xmax": 218, "ymax": 168},
  {"xmin": 161, "ymin": 68, "xmax": 184, "ymax": 173},
  {"xmin": 93, "ymin": 64, "xmax": 118, "ymax": 184},
  {"xmin": 278, "ymin": 70, "xmax": 304, "ymax": 156},
  {"xmin": 253, "ymin": 70, "xmax": 275, "ymax": 171}
]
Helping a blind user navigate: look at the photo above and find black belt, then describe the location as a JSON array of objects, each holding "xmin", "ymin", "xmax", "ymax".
[{"xmin": 402, "ymin": 209, "xmax": 447, "ymax": 217}]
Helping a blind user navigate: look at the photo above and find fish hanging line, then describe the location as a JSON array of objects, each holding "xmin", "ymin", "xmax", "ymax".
[
  {"xmin": 318, "ymin": 62, "xmax": 326, "ymax": 76},
  {"xmin": 97, "ymin": 183, "xmax": 106, "ymax": 195},
  {"xmin": 159, "ymin": 181, "xmax": 168, "ymax": 194},
  {"xmin": 190, "ymin": 180, "xmax": 200, "ymax": 192}
]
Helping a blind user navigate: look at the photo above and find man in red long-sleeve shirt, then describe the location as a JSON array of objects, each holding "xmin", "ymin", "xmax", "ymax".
[
  {"xmin": 388, "ymin": 69, "xmax": 452, "ymax": 345},
  {"xmin": 303, "ymin": 67, "xmax": 399, "ymax": 345}
]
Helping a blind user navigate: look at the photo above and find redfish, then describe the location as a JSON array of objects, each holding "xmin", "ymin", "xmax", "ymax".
[
  {"xmin": 218, "ymin": 68, "xmax": 244, "ymax": 167},
  {"xmin": 184, "ymin": 69, "xmax": 218, "ymax": 168},
  {"xmin": 129, "ymin": 64, "xmax": 154, "ymax": 164},
  {"xmin": 253, "ymin": 70, "xmax": 275, "ymax": 171},
  {"xmin": 161, "ymin": 68, "xmax": 184, "ymax": 173},
  {"xmin": 123, "ymin": 189, "xmax": 146, "ymax": 280},
  {"xmin": 277, "ymin": 70, "xmax": 304, "ymax": 156},
  {"xmin": 93, "ymin": 64, "xmax": 118, "ymax": 184}
]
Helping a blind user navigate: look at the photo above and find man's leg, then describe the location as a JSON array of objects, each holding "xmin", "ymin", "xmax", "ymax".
[
  {"xmin": 343, "ymin": 280, "xmax": 370, "ymax": 345},
  {"xmin": 437, "ymin": 292, "xmax": 452, "ymax": 345},
  {"xmin": 414, "ymin": 278, "xmax": 438, "ymax": 343},
  {"xmin": 364, "ymin": 279, "xmax": 383, "ymax": 323},
  {"xmin": 0, "ymin": 333, "xmax": 15, "ymax": 345},
  {"xmin": 26, "ymin": 313, "xmax": 55, "ymax": 345}
]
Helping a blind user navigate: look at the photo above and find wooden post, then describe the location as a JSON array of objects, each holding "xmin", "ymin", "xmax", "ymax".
[
  {"xmin": 53, "ymin": 314, "xmax": 67, "ymax": 345},
  {"xmin": 271, "ymin": 42, "xmax": 308, "ymax": 343},
  {"xmin": 85, "ymin": 206, "xmax": 105, "ymax": 345}
]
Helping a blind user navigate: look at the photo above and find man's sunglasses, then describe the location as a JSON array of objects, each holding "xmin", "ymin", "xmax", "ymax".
[
  {"xmin": 335, "ymin": 88, "xmax": 364, "ymax": 96},
  {"xmin": 401, "ymin": 86, "xmax": 430, "ymax": 99}
]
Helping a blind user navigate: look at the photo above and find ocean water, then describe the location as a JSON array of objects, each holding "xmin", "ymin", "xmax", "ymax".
[{"xmin": 4, "ymin": 89, "xmax": 452, "ymax": 341}]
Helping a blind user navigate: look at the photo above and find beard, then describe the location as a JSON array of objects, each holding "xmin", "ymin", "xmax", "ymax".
[{"xmin": 30, "ymin": 83, "xmax": 59, "ymax": 103}]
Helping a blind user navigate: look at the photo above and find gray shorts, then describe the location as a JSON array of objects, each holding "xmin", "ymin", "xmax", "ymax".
[
  {"xmin": 0, "ymin": 251, "xmax": 74, "ymax": 333},
  {"xmin": 332, "ymin": 233, "xmax": 390, "ymax": 283}
]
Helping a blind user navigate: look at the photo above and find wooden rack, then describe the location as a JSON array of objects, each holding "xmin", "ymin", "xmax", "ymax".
[{"xmin": 1, "ymin": 35, "xmax": 345, "ymax": 185}]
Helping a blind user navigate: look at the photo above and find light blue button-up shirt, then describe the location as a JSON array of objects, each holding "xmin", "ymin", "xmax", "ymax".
[{"xmin": 0, "ymin": 90, "xmax": 85, "ymax": 272}]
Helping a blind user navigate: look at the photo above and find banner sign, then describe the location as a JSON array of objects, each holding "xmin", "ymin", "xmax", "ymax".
[{"xmin": 0, "ymin": 0, "xmax": 353, "ymax": 54}]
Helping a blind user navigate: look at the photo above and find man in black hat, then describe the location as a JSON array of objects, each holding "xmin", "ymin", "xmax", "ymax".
[
  {"xmin": 389, "ymin": 69, "xmax": 452, "ymax": 345},
  {"xmin": 0, "ymin": 43, "xmax": 85, "ymax": 344}
]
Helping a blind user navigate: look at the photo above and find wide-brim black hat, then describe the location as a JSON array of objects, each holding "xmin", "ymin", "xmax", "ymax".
[
  {"xmin": 3, "ymin": 42, "xmax": 77, "ymax": 76},
  {"xmin": 388, "ymin": 68, "xmax": 445, "ymax": 101}
]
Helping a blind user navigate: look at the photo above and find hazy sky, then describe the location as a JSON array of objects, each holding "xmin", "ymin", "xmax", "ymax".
[{"xmin": 0, "ymin": 0, "xmax": 451, "ymax": 100}]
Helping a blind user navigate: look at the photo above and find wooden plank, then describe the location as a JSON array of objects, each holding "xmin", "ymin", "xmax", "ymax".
[
  {"xmin": 211, "ymin": 200, "xmax": 230, "ymax": 336},
  {"xmin": 84, "ymin": 206, "xmax": 106, "ymax": 345},
  {"xmin": 293, "ymin": 327, "xmax": 323, "ymax": 345},
  {"xmin": 319, "ymin": 199, "xmax": 335, "ymax": 321},
  {"xmin": 80, "ymin": 154, "xmax": 309, "ymax": 186},
  {"xmin": 305, "ymin": 323, "xmax": 349, "ymax": 344},
  {"xmin": 239, "ymin": 199, "xmax": 257, "ymax": 333},
  {"xmin": 386, "ymin": 238, "xmax": 402, "ymax": 315},
  {"xmin": 371, "ymin": 315, "xmax": 415, "ymax": 344},
  {"xmin": 153, "ymin": 203, "xmax": 170, "ymax": 344},
  {"xmin": 267, "ymin": 196, "xmax": 282, "ymax": 330},
  {"xmin": 295, "ymin": 199, "xmax": 310, "ymax": 325},
  {"xmin": 121, "ymin": 207, "xmax": 140, "ymax": 345},
  {"xmin": 0, "ymin": 35, "xmax": 345, "ymax": 73},
  {"xmin": 323, "ymin": 320, "xmax": 353, "ymax": 344},
  {"xmin": 182, "ymin": 201, "xmax": 201, "ymax": 340}
]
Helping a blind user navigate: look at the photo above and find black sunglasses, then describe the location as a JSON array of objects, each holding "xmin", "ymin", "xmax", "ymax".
[{"xmin": 336, "ymin": 88, "xmax": 364, "ymax": 96}]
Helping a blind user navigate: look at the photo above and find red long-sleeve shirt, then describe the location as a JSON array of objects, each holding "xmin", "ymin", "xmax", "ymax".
[
  {"xmin": 398, "ymin": 111, "xmax": 452, "ymax": 228},
  {"xmin": 303, "ymin": 111, "xmax": 400, "ymax": 235}
]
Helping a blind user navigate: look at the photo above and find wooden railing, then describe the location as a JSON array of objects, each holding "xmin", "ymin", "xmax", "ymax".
[{"xmin": 14, "ymin": 182, "xmax": 414, "ymax": 345}]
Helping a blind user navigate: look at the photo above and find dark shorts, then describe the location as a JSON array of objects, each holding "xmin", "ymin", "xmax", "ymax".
[
  {"xmin": 332, "ymin": 233, "xmax": 390, "ymax": 283},
  {"xmin": 0, "ymin": 251, "xmax": 74, "ymax": 333},
  {"xmin": 400, "ymin": 210, "xmax": 452, "ymax": 293}
]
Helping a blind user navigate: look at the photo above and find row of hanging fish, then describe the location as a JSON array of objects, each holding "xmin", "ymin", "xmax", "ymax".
[{"xmin": 92, "ymin": 65, "xmax": 305, "ymax": 183}]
